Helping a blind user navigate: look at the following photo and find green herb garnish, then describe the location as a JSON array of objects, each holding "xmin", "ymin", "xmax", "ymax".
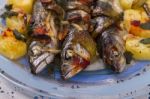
[
  {"xmin": 140, "ymin": 38, "xmax": 150, "ymax": 44},
  {"xmin": 13, "ymin": 30, "xmax": 27, "ymax": 42},
  {"xmin": 0, "ymin": 4, "xmax": 18, "ymax": 19},
  {"xmin": 124, "ymin": 51, "xmax": 133, "ymax": 64},
  {"xmin": 0, "ymin": 11, "xmax": 18, "ymax": 19},
  {"xmin": 4, "ymin": 4, "xmax": 13, "ymax": 11},
  {"xmin": 140, "ymin": 22, "xmax": 150, "ymax": 30}
]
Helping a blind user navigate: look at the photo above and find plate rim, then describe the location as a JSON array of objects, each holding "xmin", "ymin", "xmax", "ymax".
[{"xmin": 0, "ymin": 55, "xmax": 150, "ymax": 98}]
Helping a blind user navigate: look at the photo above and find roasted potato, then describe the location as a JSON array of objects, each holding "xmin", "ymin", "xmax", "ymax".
[
  {"xmin": 120, "ymin": 0, "xmax": 134, "ymax": 10},
  {"xmin": 6, "ymin": 16, "xmax": 27, "ymax": 35},
  {"xmin": 119, "ymin": 0, "xmax": 146, "ymax": 10},
  {"xmin": 126, "ymin": 36, "xmax": 150, "ymax": 60},
  {"xmin": 5, "ymin": 11, "xmax": 31, "ymax": 35},
  {"xmin": 0, "ymin": 30, "xmax": 27, "ymax": 60},
  {"xmin": 123, "ymin": 9, "xmax": 150, "ymax": 38},
  {"xmin": 146, "ymin": 0, "xmax": 150, "ymax": 8},
  {"xmin": 129, "ymin": 24, "xmax": 150, "ymax": 38},
  {"xmin": 7, "ymin": 0, "xmax": 34, "ymax": 14}
]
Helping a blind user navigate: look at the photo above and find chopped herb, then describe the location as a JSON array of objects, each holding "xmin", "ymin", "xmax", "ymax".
[
  {"xmin": 124, "ymin": 51, "xmax": 133, "ymax": 64},
  {"xmin": 27, "ymin": 24, "xmax": 33, "ymax": 36},
  {"xmin": 140, "ymin": 38, "xmax": 150, "ymax": 44},
  {"xmin": 4, "ymin": 4, "xmax": 13, "ymax": 11},
  {"xmin": 0, "ymin": 11, "xmax": 18, "ymax": 19},
  {"xmin": 13, "ymin": 30, "xmax": 27, "ymax": 42},
  {"xmin": 27, "ymin": 18, "xmax": 34, "ymax": 36},
  {"xmin": 140, "ymin": 22, "xmax": 150, "ymax": 30}
]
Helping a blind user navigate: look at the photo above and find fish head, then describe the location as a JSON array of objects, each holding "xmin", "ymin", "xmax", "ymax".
[
  {"xmin": 28, "ymin": 40, "xmax": 55, "ymax": 74},
  {"xmin": 61, "ymin": 43, "xmax": 91, "ymax": 80},
  {"xmin": 103, "ymin": 43, "xmax": 126, "ymax": 72},
  {"xmin": 61, "ymin": 26, "xmax": 97, "ymax": 79},
  {"xmin": 101, "ymin": 28, "xmax": 126, "ymax": 73}
]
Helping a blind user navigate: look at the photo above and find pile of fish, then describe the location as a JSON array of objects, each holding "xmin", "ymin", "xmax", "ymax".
[{"xmin": 27, "ymin": 0, "xmax": 146, "ymax": 79}]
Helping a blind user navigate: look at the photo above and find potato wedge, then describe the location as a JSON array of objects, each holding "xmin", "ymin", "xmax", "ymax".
[
  {"xmin": 119, "ymin": 0, "xmax": 146, "ymax": 10},
  {"xmin": 129, "ymin": 25, "xmax": 150, "ymax": 38},
  {"xmin": 120, "ymin": 0, "xmax": 134, "ymax": 10},
  {"xmin": 7, "ymin": 0, "xmax": 34, "ymax": 14},
  {"xmin": 146, "ymin": 0, "xmax": 150, "ymax": 8},
  {"xmin": 123, "ymin": 9, "xmax": 150, "ymax": 38},
  {"xmin": 6, "ymin": 16, "xmax": 26, "ymax": 34},
  {"xmin": 0, "ymin": 30, "xmax": 27, "ymax": 60},
  {"xmin": 126, "ymin": 36, "xmax": 150, "ymax": 60}
]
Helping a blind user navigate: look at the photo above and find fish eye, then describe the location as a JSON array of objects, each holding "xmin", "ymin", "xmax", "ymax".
[
  {"xmin": 113, "ymin": 50, "xmax": 119, "ymax": 57},
  {"xmin": 109, "ymin": 49, "xmax": 119, "ymax": 60},
  {"xmin": 31, "ymin": 45, "xmax": 42, "ymax": 55},
  {"xmin": 65, "ymin": 49, "xmax": 74, "ymax": 60}
]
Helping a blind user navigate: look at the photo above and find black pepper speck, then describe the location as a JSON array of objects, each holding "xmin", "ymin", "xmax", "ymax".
[
  {"xmin": 11, "ymin": 92, "xmax": 14, "ymax": 94},
  {"xmin": 71, "ymin": 85, "xmax": 74, "ymax": 89},
  {"xmin": 77, "ymin": 85, "xmax": 80, "ymax": 88},
  {"xmin": 0, "ymin": 90, "xmax": 4, "ymax": 93},
  {"xmin": 143, "ymin": 68, "xmax": 146, "ymax": 72},
  {"xmin": 135, "ymin": 73, "xmax": 140, "ymax": 76},
  {"xmin": 1, "ymin": 71, "xmax": 5, "ymax": 74}
]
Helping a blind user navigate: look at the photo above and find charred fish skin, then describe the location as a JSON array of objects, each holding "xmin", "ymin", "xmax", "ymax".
[
  {"xmin": 92, "ymin": 0, "xmax": 123, "ymax": 19},
  {"xmin": 97, "ymin": 27, "xmax": 126, "ymax": 73},
  {"xmin": 57, "ymin": 0, "xmax": 95, "ymax": 31},
  {"xmin": 57, "ymin": 0, "xmax": 94, "ymax": 13},
  {"xmin": 65, "ymin": 10, "xmax": 91, "ymax": 31},
  {"xmin": 90, "ymin": 16, "xmax": 114, "ymax": 38},
  {"xmin": 40, "ymin": 0, "xmax": 65, "ymax": 20},
  {"xmin": 28, "ymin": 0, "xmax": 60, "ymax": 74},
  {"xmin": 31, "ymin": 0, "xmax": 49, "ymax": 37},
  {"xmin": 61, "ymin": 25, "xmax": 97, "ymax": 79},
  {"xmin": 32, "ymin": 0, "xmax": 60, "ymax": 38},
  {"xmin": 57, "ymin": 0, "xmax": 96, "ymax": 41}
]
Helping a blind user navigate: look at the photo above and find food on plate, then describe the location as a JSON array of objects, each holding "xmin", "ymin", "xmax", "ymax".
[
  {"xmin": 59, "ymin": 0, "xmax": 93, "ymax": 31},
  {"xmin": 0, "ymin": 0, "xmax": 150, "ymax": 79},
  {"xmin": 61, "ymin": 24, "xmax": 97, "ymax": 79},
  {"xmin": 0, "ymin": 29, "xmax": 27, "ymax": 60},
  {"xmin": 126, "ymin": 36, "xmax": 150, "ymax": 60},
  {"xmin": 120, "ymin": 0, "xmax": 146, "ymax": 10},
  {"xmin": 92, "ymin": 0, "xmax": 123, "ymax": 19},
  {"xmin": 1, "ymin": 4, "xmax": 31, "ymax": 35},
  {"xmin": 97, "ymin": 27, "xmax": 126, "ymax": 72},
  {"xmin": 7, "ymin": 0, "xmax": 34, "ymax": 13},
  {"xmin": 90, "ymin": 16, "xmax": 114, "ymax": 38},
  {"xmin": 28, "ymin": 0, "xmax": 60, "ymax": 74},
  {"xmin": 123, "ymin": 9, "xmax": 150, "ymax": 38},
  {"xmin": 6, "ymin": 15, "xmax": 30, "ymax": 35}
]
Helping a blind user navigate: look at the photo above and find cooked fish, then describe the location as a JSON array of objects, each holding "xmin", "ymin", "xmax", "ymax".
[
  {"xmin": 28, "ymin": 0, "xmax": 60, "ymax": 74},
  {"xmin": 61, "ymin": 24, "xmax": 97, "ymax": 79},
  {"xmin": 97, "ymin": 27, "xmax": 126, "ymax": 72}
]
